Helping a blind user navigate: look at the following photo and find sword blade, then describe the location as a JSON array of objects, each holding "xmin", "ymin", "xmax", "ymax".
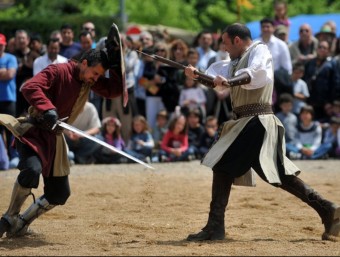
[{"xmin": 57, "ymin": 121, "xmax": 155, "ymax": 170}]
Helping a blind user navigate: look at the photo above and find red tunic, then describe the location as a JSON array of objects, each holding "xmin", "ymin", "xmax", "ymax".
[{"xmin": 20, "ymin": 60, "xmax": 124, "ymax": 176}]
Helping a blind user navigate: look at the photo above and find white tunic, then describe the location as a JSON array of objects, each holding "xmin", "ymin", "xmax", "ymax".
[{"xmin": 202, "ymin": 42, "xmax": 300, "ymax": 187}]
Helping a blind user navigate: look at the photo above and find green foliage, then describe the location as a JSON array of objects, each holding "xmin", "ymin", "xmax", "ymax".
[{"xmin": 1, "ymin": 0, "xmax": 340, "ymax": 37}]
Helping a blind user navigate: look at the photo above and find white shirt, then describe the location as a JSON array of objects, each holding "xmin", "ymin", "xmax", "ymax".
[
  {"xmin": 206, "ymin": 42, "xmax": 274, "ymax": 91},
  {"xmin": 33, "ymin": 54, "xmax": 68, "ymax": 76},
  {"xmin": 72, "ymin": 102, "xmax": 101, "ymax": 131},
  {"xmin": 257, "ymin": 35, "xmax": 292, "ymax": 74}
]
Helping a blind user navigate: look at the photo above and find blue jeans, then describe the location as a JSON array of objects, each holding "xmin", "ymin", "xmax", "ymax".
[{"xmin": 286, "ymin": 142, "xmax": 332, "ymax": 160}]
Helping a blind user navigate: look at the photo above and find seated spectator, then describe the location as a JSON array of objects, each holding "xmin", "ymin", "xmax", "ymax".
[
  {"xmin": 187, "ymin": 108, "xmax": 205, "ymax": 159},
  {"xmin": 94, "ymin": 116, "xmax": 125, "ymax": 164},
  {"xmin": 159, "ymin": 114, "xmax": 192, "ymax": 162},
  {"xmin": 322, "ymin": 116, "xmax": 340, "ymax": 158},
  {"xmin": 286, "ymin": 105, "xmax": 331, "ymax": 160},
  {"xmin": 275, "ymin": 93, "xmax": 298, "ymax": 144},
  {"xmin": 64, "ymin": 101, "xmax": 101, "ymax": 164},
  {"xmin": 198, "ymin": 116, "xmax": 218, "ymax": 158},
  {"xmin": 125, "ymin": 115, "xmax": 154, "ymax": 163},
  {"xmin": 152, "ymin": 109, "xmax": 169, "ymax": 150}
]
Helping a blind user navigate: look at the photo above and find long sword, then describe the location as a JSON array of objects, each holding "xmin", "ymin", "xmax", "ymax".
[{"xmin": 56, "ymin": 121, "xmax": 155, "ymax": 170}]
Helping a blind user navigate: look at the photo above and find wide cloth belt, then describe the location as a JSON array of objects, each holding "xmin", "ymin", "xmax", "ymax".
[{"xmin": 232, "ymin": 103, "xmax": 273, "ymax": 120}]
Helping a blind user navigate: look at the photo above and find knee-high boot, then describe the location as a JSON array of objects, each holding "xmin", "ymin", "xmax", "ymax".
[
  {"xmin": 280, "ymin": 175, "xmax": 340, "ymax": 240},
  {"xmin": 187, "ymin": 171, "xmax": 233, "ymax": 241},
  {"xmin": 0, "ymin": 180, "xmax": 32, "ymax": 238}
]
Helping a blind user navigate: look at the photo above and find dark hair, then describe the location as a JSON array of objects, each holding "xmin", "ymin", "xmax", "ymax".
[
  {"xmin": 168, "ymin": 115, "xmax": 188, "ymax": 135},
  {"xmin": 279, "ymin": 93, "xmax": 293, "ymax": 105},
  {"xmin": 78, "ymin": 30, "xmax": 92, "ymax": 40},
  {"xmin": 46, "ymin": 38, "xmax": 60, "ymax": 46},
  {"xmin": 79, "ymin": 49, "xmax": 110, "ymax": 70},
  {"xmin": 292, "ymin": 62, "xmax": 305, "ymax": 72},
  {"xmin": 60, "ymin": 23, "xmax": 73, "ymax": 31},
  {"xmin": 299, "ymin": 105, "xmax": 314, "ymax": 117},
  {"xmin": 222, "ymin": 23, "xmax": 252, "ymax": 43},
  {"xmin": 260, "ymin": 17, "xmax": 275, "ymax": 26}
]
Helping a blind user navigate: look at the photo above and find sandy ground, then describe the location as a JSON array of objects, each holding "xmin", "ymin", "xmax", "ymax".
[{"xmin": 0, "ymin": 160, "xmax": 339, "ymax": 256}]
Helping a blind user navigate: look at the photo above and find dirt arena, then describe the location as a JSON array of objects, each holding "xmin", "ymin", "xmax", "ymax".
[{"xmin": 0, "ymin": 160, "xmax": 339, "ymax": 256}]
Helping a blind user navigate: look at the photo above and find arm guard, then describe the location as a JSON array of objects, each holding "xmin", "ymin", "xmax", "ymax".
[{"xmin": 227, "ymin": 72, "xmax": 251, "ymax": 87}]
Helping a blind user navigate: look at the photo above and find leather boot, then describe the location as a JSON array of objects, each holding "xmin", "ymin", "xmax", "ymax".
[
  {"xmin": 280, "ymin": 175, "xmax": 340, "ymax": 240},
  {"xmin": 187, "ymin": 172, "xmax": 233, "ymax": 241}
]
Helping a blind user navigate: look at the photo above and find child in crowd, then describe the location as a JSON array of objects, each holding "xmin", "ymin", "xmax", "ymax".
[
  {"xmin": 322, "ymin": 116, "xmax": 340, "ymax": 158},
  {"xmin": 125, "ymin": 115, "xmax": 154, "ymax": 163},
  {"xmin": 198, "ymin": 116, "xmax": 218, "ymax": 158},
  {"xmin": 94, "ymin": 116, "xmax": 125, "ymax": 164},
  {"xmin": 286, "ymin": 105, "xmax": 331, "ymax": 160},
  {"xmin": 159, "ymin": 114, "xmax": 191, "ymax": 162},
  {"xmin": 178, "ymin": 76, "xmax": 207, "ymax": 119},
  {"xmin": 187, "ymin": 108, "xmax": 205, "ymax": 159},
  {"xmin": 275, "ymin": 93, "xmax": 298, "ymax": 143},
  {"xmin": 291, "ymin": 62, "xmax": 309, "ymax": 116},
  {"xmin": 152, "ymin": 110, "xmax": 169, "ymax": 150}
]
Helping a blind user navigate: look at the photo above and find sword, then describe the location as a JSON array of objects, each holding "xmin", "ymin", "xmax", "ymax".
[{"xmin": 55, "ymin": 120, "xmax": 155, "ymax": 170}]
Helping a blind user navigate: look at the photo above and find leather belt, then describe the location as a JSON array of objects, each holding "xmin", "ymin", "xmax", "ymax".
[{"xmin": 232, "ymin": 103, "xmax": 273, "ymax": 120}]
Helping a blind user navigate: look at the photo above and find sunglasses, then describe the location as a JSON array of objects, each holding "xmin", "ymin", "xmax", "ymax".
[{"xmin": 318, "ymin": 45, "xmax": 328, "ymax": 50}]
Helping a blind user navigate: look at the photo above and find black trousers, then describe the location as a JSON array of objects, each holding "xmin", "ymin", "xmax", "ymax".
[{"xmin": 16, "ymin": 139, "xmax": 70, "ymax": 205}]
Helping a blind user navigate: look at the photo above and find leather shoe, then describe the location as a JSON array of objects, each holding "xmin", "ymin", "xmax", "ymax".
[
  {"xmin": 0, "ymin": 217, "xmax": 10, "ymax": 238},
  {"xmin": 187, "ymin": 228, "xmax": 225, "ymax": 241},
  {"xmin": 322, "ymin": 204, "xmax": 340, "ymax": 240}
]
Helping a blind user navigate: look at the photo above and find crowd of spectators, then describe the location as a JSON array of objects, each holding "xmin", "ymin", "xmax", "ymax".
[{"xmin": 1, "ymin": 12, "xmax": 340, "ymax": 170}]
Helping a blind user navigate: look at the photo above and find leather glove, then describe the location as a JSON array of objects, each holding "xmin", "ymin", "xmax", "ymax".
[{"xmin": 40, "ymin": 109, "xmax": 58, "ymax": 131}]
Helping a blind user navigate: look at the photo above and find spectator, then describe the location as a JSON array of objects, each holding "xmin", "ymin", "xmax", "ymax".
[
  {"xmin": 29, "ymin": 33, "xmax": 46, "ymax": 56},
  {"xmin": 151, "ymin": 109, "xmax": 169, "ymax": 151},
  {"xmin": 64, "ymin": 101, "xmax": 102, "ymax": 164},
  {"xmin": 315, "ymin": 23, "xmax": 337, "ymax": 57},
  {"xmin": 13, "ymin": 29, "xmax": 40, "ymax": 117},
  {"xmin": 275, "ymin": 93, "xmax": 298, "ymax": 144},
  {"xmin": 198, "ymin": 116, "xmax": 218, "ymax": 158},
  {"xmin": 59, "ymin": 24, "xmax": 82, "ymax": 59},
  {"xmin": 273, "ymin": 0, "xmax": 290, "ymax": 33},
  {"xmin": 274, "ymin": 25, "xmax": 290, "ymax": 45},
  {"xmin": 290, "ymin": 62, "xmax": 309, "ymax": 116},
  {"xmin": 303, "ymin": 41, "xmax": 338, "ymax": 120},
  {"xmin": 5, "ymin": 37, "xmax": 16, "ymax": 54},
  {"xmin": 78, "ymin": 30, "xmax": 93, "ymax": 53},
  {"xmin": 170, "ymin": 38, "xmax": 189, "ymax": 65},
  {"xmin": 94, "ymin": 116, "xmax": 125, "ymax": 164},
  {"xmin": 0, "ymin": 33, "xmax": 18, "ymax": 159},
  {"xmin": 139, "ymin": 31, "xmax": 154, "ymax": 50},
  {"xmin": 82, "ymin": 21, "xmax": 97, "ymax": 49},
  {"xmin": 195, "ymin": 30, "xmax": 217, "ymax": 71},
  {"xmin": 323, "ymin": 116, "xmax": 340, "ymax": 158},
  {"xmin": 159, "ymin": 114, "xmax": 191, "ymax": 162},
  {"xmin": 178, "ymin": 76, "xmax": 206, "ymax": 119},
  {"xmin": 286, "ymin": 105, "xmax": 331, "ymax": 160},
  {"xmin": 258, "ymin": 17, "xmax": 292, "ymax": 74},
  {"xmin": 289, "ymin": 23, "xmax": 318, "ymax": 65},
  {"xmin": 49, "ymin": 30, "xmax": 62, "ymax": 43},
  {"xmin": 125, "ymin": 115, "xmax": 154, "ymax": 163},
  {"xmin": 33, "ymin": 38, "xmax": 68, "ymax": 76},
  {"xmin": 187, "ymin": 108, "xmax": 205, "ymax": 159}
]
